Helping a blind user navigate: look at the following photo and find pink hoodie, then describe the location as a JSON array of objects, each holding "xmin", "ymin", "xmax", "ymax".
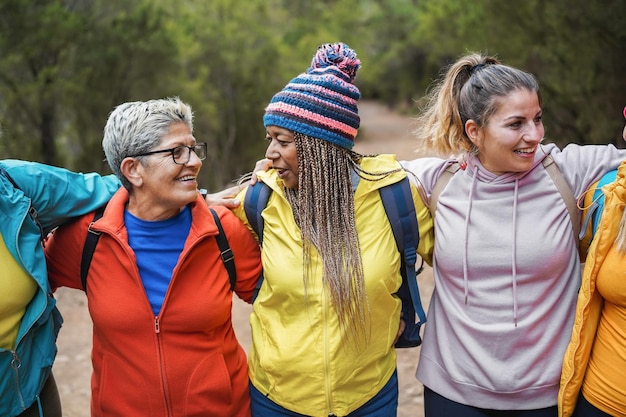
[{"xmin": 402, "ymin": 143, "xmax": 626, "ymax": 409}]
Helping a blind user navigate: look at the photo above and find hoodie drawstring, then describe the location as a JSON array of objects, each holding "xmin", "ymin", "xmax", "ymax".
[
  {"xmin": 512, "ymin": 179, "xmax": 519, "ymax": 327},
  {"xmin": 462, "ymin": 170, "xmax": 520, "ymax": 327},
  {"xmin": 462, "ymin": 169, "xmax": 479, "ymax": 305}
]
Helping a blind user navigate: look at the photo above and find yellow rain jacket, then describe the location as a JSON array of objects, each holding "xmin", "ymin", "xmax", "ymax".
[{"xmin": 233, "ymin": 154, "xmax": 433, "ymax": 416}]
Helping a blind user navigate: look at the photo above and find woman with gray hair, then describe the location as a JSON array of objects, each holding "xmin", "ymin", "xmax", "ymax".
[{"xmin": 45, "ymin": 97, "xmax": 262, "ymax": 417}]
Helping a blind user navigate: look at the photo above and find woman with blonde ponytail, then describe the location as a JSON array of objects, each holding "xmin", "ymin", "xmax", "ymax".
[{"xmin": 402, "ymin": 54, "xmax": 626, "ymax": 416}]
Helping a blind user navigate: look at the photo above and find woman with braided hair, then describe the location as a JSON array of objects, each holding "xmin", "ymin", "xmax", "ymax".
[{"xmin": 231, "ymin": 43, "xmax": 433, "ymax": 417}]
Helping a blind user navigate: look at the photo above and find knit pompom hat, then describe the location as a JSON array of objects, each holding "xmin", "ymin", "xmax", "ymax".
[{"xmin": 263, "ymin": 43, "xmax": 361, "ymax": 150}]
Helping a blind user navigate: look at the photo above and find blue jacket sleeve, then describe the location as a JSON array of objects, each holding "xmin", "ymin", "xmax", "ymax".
[{"xmin": 1, "ymin": 159, "xmax": 121, "ymax": 230}]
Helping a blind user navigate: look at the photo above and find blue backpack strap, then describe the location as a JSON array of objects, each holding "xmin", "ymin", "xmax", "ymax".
[
  {"xmin": 244, "ymin": 182, "xmax": 272, "ymax": 245},
  {"xmin": 592, "ymin": 170, "xmax": 618, "ymax": 235},
  {"xmin": 379, "ymin": 177, "xmax": 426, "ymax": 348},
  {"xmin": 580, "ymin": 169, "xmax": 618, "ymax": 239},
  {"xmin": 243, "ymin": 182, "xmax": 272, "ymax": 302}
]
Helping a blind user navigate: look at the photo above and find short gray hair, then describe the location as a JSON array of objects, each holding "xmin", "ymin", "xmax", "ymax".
[{"xmin": 102, "ymin": 97, "xmax": 193, "ymax": 189}]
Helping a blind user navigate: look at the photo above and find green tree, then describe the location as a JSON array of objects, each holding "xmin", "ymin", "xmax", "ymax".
[
  {"xmin": 172, "ymin": 0, "xmax": 294, "ymax": 190},
  {"xmin": 0, "ymin": 0, "xmax": 181, "ymax": 171},
  {"xmin": 0, "ymin": 0, "xmax": 86, "ymax": 164},
  {"xmin": 2, "ymin": 0, "xmax": 623, "ymax": 175},
  {"xmin": 66, "ymin": 0, "xmax": 181, "ymax": 173},
  {"xmin": 411, "ymin": 0, "xmax": 626, "ymax": 146}
]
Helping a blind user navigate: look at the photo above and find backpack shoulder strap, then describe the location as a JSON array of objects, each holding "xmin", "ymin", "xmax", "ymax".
[
  {"xmin": 430, "ymin": 156, "xmax": 578, "ymax": 235},
  {"xmin": 1, "ymin": 166, "xmax": 46, "ymax": 243},
  {"xmin": 80, "ymin": 207, "xmax": 237, "ymax": 293},
  {"xmin": 81, "ymin": 205, "xmax": 106, "ymax": 293},
  {"xmin": 430, "ymin": 162, "xmax": 460, "ymax": 215},
  {"xmin": 379, "ymin": 177, "xmax": 426, "ymax": 348},
  {"xmin": 579, "ymin": 169, "xmax": 618, "ymax": 256},
  {"xmin": 209, "ymin": 208, "xmax": 237, "ymax": 291},
  {"xmin": 243, "ymin": 182, "xmax": 272, "ymax": 302},
  {"xmin": 542, "ymin": 155, "xmax": 579, "ymax": 239},
  {"xmin": 243, "ymin": 182, "xmax": 272, "ymax": 245},
  {"xmin": 590, "ymin": 170, "xmax": 618, "ymax": 235}
]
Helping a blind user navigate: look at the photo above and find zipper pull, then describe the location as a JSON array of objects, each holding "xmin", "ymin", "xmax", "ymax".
[
  {"xmin": 10, "ymin": 351, "xmax": 22, "ymax": 370},
  {"xmin": 154, "ymin": 316, "xmax": 160, "ymax": 334}
]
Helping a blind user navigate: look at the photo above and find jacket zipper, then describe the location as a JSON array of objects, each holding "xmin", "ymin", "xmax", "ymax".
[
  {"xmin": 154, "ymin": 316, "xmax": 172, "ymax": 417},
  {"xmin": 95, "ymin": 217, "xmax": 200, "ymax": 417},
  {"xmin": 13, "ymin": 207, "xmax": 46, "ymax": 346},
  {"xmin": 10, "ymin": 351, "xmax": 26, "ymax": 410},
  {"xmin": 10, "ymin": 207, "xmax": 45, "ymax": 412},
  {"xmin": 100, "ymin": 221, "xmax": 204, "ymax": 417}
]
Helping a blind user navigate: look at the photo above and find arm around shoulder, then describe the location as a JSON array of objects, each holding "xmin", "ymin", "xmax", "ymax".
[{"xmin": 2, "ymin": 160, "xmax": 120, "ymax": 228}]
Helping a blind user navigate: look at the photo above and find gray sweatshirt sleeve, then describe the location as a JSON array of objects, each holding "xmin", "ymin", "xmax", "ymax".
[{"xmin": 549, "ymin": 143, "xmax": 626, "ymax": 198}]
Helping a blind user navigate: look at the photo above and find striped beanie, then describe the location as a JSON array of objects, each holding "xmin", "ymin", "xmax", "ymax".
[{"xmin": 263, "ymin": 43, "xmax": 361, "ymax": 150}]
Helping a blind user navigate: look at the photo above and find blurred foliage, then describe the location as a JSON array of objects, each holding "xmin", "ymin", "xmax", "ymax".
[{"xmin": 0, "ymin": 0, "xmax": 624, "ymax": 190}]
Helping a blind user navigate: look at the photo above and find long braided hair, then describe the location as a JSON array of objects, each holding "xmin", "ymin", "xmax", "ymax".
[{"xmin": 284, "ymin": 132, "xmax": 402, "ymax": 346}]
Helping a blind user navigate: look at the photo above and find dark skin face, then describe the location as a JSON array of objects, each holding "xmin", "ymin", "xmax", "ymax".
[{"xmin": 264, "ymin": 125, "xmax": 299, "ymax": 189}]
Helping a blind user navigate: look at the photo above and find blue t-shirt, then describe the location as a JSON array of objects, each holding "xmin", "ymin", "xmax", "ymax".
[{"xmin": 124, "ymin": 206, "xmax": 192, "ymax": 315}]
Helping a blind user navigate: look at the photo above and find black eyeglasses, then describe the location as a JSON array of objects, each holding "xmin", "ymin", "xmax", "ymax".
[{"xmin": 129, "ymin": 142, "xmax": 207, "ymax": 165}]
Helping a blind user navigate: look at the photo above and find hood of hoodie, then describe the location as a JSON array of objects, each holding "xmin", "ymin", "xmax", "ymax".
[{"xmin": 462, "ymin": 144, "xmax": 551, "ymax": 184}]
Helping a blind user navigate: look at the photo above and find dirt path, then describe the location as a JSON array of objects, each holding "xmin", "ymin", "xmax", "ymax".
[{"xmin": 52, "ymin": 100, "xmax": 433, "ymax": 417}]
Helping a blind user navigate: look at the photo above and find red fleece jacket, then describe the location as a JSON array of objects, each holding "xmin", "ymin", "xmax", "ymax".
[{"xmin": 46, "ymin": 189, "xmax": 262, "ymax": 417}]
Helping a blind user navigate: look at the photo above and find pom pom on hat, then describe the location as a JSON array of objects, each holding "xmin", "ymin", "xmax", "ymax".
[{"xmin": 263, "ymin": 43, "xmax": 361, "ymax": 150}]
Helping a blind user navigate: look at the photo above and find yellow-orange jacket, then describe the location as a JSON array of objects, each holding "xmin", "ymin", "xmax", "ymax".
[{"xmin": 559, "ymin": 161, "xmax": 626, "ymax": 416}]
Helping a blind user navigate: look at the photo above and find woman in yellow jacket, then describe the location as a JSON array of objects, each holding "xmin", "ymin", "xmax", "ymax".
[
  {"xmin": 232, "ymin": 43, "xmax": 433, "ymax": 417},
  {"xmin": 559, "ymin": 107, "xmax": 626, "ymax": 417}
]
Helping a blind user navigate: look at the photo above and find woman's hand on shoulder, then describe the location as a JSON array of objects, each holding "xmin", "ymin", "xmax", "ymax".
[
  {"xmin": 250, "ymin": 158, "xmax": 272, "ymax": 185},
  {"xmin": 202, "ymin": 158, "xmax": 271, "ymax": 207},
  {"xmin": 203, "ymin": 184, "xmax": 245, "ymax": 208}
]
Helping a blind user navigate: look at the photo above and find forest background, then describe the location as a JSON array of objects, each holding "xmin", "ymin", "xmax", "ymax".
[{"xmin": 1, "ymin": 0, "xmax": 625, "ymax": 191}]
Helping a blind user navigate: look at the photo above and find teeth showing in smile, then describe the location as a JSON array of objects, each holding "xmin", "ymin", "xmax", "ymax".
[
  {"xmin": 514, "ymin": 147, "xmax": 535, "ymax": 154},
  {"xmin": 178, "ymin": 175, "xmax": 196, "ymax": 181}
]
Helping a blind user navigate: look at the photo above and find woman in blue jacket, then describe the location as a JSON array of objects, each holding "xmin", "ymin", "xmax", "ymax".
[{"xmin": 0, "ymin": 160, "xmax": 119, "ymax": 417}]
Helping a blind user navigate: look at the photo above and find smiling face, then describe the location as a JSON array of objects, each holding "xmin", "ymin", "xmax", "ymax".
[
  {"xmin": 124, "ymin": 122, "xmax": 202, "ymax": 220},
  {"xmin": 265, "ymin": 125, "xmax": 299, "ymax": 189},
  {"xmin": 465, "ymin": 89, "xmax": 544, "ymax": 175}
]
